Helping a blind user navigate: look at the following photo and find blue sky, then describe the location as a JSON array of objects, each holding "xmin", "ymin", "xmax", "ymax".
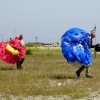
[{"xmin": 0, "ymin": 0, "xmax": 100, "ymax": 44}]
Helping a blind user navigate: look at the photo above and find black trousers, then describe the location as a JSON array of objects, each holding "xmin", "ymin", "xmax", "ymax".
[
  {"xmin": 16, "ymin": 57, "xmax": 25, "ymax": 69},
  {"xmin": 76, "ymin": 65, "xmax": 90, "ymax": 75}
]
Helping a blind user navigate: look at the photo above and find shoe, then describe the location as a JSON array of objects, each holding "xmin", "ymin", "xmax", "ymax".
[
  {"xmin": 17, "ymin": 63, "xmax": 22, "ymax": 70},
  {"xmin": 18, "ymin": 65, "xmax": 22, "ymax": 70},
  {"xmin": 19, "ymin": 66, "xmax": 22, "ymax": 69},
  {"xmin": 86, "ymin": 74, "xmax": 93, "ymax": 78},
  {"xmin": 76, "ymin": 71, "xmax": 80, "ymax": 77}
]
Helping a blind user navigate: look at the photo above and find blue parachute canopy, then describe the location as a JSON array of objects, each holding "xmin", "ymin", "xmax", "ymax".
[{"xmin": 61, "ymin": 28, "xmax": 92, "ymax": 65}]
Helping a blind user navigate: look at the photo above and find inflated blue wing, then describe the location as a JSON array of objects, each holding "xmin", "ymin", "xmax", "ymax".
[{"xmin": 61, "ymin": 28, "xmax": 92, "ymax": 65}]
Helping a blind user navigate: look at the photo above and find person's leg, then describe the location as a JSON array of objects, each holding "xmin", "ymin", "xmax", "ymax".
[
  {"xmin": 85, "ymin": 66, "xmax": 93, "ymax": 78},
  {"xmin": 19, "ymin": 58, "xmax": 25, "ymax": 69},
  {"xmin": 76, "ymin": 65, "xmax": 85, "ymax": 77},
  {"xmin": 16, "ymin": 60, "xmax": 20, "ymax": 69}
]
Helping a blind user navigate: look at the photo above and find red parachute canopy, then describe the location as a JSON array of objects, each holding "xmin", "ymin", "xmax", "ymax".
[{"xmin": 0, "ymin": 36, "xmax": 26, "ymax": 64}]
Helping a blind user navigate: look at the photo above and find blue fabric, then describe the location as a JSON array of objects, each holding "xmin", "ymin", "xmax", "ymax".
[{"xmin": 61, "ymin": 28, "xmax": 92, "ymax": 65}]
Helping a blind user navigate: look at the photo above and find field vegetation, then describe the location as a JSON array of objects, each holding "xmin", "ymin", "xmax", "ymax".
[{"xmin": 0, "ymin": 47, "xmax": 100, "ymax": 99}]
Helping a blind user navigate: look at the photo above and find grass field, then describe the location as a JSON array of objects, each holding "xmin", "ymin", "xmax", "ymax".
[{"xmin": 0, "ymin": 47, "xmax": 100, "ymax": 99}]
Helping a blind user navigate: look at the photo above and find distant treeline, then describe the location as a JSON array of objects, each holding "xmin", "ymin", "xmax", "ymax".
[{"xmin": 25, "ymin": 42, "xmax": 59, "ymax": 47}]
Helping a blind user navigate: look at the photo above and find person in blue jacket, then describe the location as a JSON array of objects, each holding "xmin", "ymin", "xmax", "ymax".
[
  {"xmin": 76, "ymin": 30, "xmax": 100, "ymax": 78},
  {"xmin": 61, "ymin": 28, "xmax": 100, "ymax": 78}
]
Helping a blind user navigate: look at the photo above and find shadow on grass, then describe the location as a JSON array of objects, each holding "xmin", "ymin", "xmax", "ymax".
[
  {"xmin": 67, "ymin": 76, "xmax": 78, "ymax": 79},
  {"xmin": 0, "ymin": 67, "xmax": 16, "ymax": 70}
]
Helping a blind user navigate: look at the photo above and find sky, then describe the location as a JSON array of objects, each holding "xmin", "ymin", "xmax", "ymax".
[{"xmin": 0, "ymin": 0, "xmax": 100, "ymax": 44}]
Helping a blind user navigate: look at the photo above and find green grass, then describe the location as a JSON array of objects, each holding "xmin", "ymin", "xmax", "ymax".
[{"xmin": 0, "ymin": 48, "xmax": 100, "ymax": 99}]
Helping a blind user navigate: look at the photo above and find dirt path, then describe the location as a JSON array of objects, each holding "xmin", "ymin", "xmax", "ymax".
[{"xmin": 0, "ymin": 91, "xmax": 100, "ymax": 100}]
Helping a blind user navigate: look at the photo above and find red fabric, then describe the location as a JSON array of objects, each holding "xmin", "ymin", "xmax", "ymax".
[{"xmin": 0, "ymin": 36, "xmax": 26, "ymax": 64}]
